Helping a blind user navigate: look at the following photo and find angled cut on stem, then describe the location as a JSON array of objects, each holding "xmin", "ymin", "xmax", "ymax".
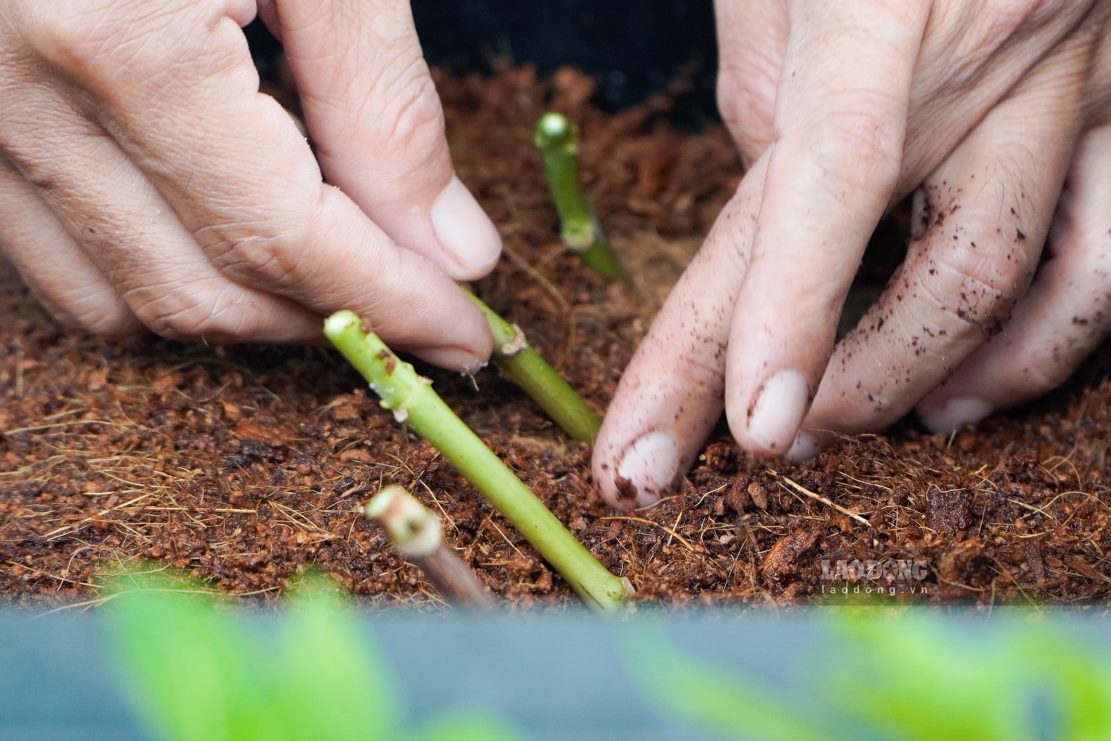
[
  {"xmin": 467, "ymin": 290, "xmax": 601, "ymax": 444},
  {"xmin": 325, "ymin": 310, "xmax": 631, "ymax": 612},
  {"xmin": 535, "ymin": 112, "xmax": 629, "ymax": 285}
]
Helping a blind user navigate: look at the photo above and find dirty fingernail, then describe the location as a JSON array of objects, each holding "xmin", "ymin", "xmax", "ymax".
[
  {"xmin": 747, "ymin": 369, "xmax": 810, "ymax": 455},
  {"xmin": 430, "ymin": 175, "xmax": 502, "ymax": 280},
  {"xmin": 918, "ymin": 396, "xmax": 992, "ymax": 434},
  {"xmin": 615, "ymin": 431, "xmax": 681, "ymax": 507},
  {"xmin": 785, "ymin": 431, "xmax": 821, "ymax": 463}
]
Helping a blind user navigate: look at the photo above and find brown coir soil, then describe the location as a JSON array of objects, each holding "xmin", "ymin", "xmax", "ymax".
[{"xmin": 2, "ymin": 66, "xmax": 1110, "ymax": 610}]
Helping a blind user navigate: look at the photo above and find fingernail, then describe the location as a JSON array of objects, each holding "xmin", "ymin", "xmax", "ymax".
[
  {"xmin": 430, "ymin": 175, "xmax": 502, "ymax": 280},
  {"xmin": 459, "ymin": 358, "xmax": 488, "ymax": 377},
  {"xmin": 615, "ymin": 431, "xmax": 680, "ymax": 507},
  {"xmin": 918, "ymin": 396, "xmax": 992, "ymax": 434},
  {"xmin": 785, "ymin": 432, "xmax": 821, "ymax": 463},
  {"xmin": 747, "ymin": 369, "xmax": 811, "ymax": 455},
  {"xmin": 417, "ymin": 346, "xmax": 485, "ymax": 373}
]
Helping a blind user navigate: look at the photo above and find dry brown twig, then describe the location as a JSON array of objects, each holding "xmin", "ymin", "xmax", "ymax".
[
  {"xmin": 776, "ymin": 474, "xmax": 872, "ymax": 528},
  {"xmin": 365, "ymin": 485, "xmax": 493, "ymax": 609}
]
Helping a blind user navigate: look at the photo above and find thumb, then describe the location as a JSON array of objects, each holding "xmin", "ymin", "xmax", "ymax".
[{"xmin": 271, "ymin": 0, "xmax": 502, "ymax": 280}]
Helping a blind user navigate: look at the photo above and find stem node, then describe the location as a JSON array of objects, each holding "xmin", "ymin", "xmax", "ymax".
[{"xmin": 468, "ymin": 292, "xmax": 602, "ymax": 444}]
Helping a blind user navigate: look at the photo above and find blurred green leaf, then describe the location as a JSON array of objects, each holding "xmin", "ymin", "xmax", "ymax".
[
  {"xmin": 412, "ymin": 711, "xmax": 521, "ymax": 741},
  {"xmin": 105, "ymin": 572, "xmax": 282, "ymax": 741},
  {"xmin": 627, "ymin": 609, "xmax": 1111, "ymax": 740},
  {"xmin": 620, "ymin": 626, "xmax": 826, "ymax": 741},
  {"xmin": 828, "ymin": 609, "xmax": 1030, "ymax": 741},
  {"xmin": 105, "ymin": 567, "xmax": 520, "ymax": 741},
  {"xmin": 274, "ymin": 577, "xmax": 398, "ymax": 740},
  {"xmin": 1019, "ymin": 627, "xmax": 1111, "ymax": 740}
]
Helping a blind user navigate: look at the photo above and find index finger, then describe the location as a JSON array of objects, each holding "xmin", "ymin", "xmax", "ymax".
[{"xmin": 724, "ymin": 0, "xmax": 930, "ymax": 456}]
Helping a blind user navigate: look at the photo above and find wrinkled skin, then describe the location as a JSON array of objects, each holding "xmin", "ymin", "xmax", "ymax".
[
  {"xmin": 0, "ymin": 0, "xmax": 502, "ymax": 370},
  {"xmin": 595, "ymin": 0, "xmax": 1111, "ymax": 508}
]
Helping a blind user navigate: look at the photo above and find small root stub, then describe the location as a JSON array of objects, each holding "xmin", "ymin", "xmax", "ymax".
[{"xmin": 365, "ymin": 485, "xmax": 493, "ymax": 608}]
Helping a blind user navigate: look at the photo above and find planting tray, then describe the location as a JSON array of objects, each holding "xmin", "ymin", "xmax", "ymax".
[{"xmin": 3, "ymin": 608, "xmax": 1109, "ymax": 739}]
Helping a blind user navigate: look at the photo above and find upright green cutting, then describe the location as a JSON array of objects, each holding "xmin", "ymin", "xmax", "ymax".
[{"xmin": 535, "ymin": 112, "xmax": 629, "ymax": 285}]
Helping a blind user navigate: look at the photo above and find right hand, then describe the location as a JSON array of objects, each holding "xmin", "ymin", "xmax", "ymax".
[
  {"xmin": 0, "ymin": 0, "xmax": 502, "ymax": 371},
  {"xmin": 593, "ymin": 0, "xmax": 1111, "ymax": 507}
]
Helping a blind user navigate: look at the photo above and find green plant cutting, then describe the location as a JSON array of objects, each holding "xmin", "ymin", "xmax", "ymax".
[
  {"xmin": 534, "ymin": 111, "xmax": 629, "ymax": 285},
  {"xmin": 105, "ymin": 569, "xmax": 518, "ymax": 741},
  {"xmin": 467, "ymin": 290, "xmax": 601, "ymax": 443},
  {"xmin": 324, "ymin": 310, "xmax": 631, "ymax": 612}
]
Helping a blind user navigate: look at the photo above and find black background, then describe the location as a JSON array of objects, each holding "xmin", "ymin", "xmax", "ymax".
[{"xmin": 248, "ymin": 1, "xmax": 720, "ymax": 119}]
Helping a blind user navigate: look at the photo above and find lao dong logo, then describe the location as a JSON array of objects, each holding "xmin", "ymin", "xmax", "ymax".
[{"xmin": 819, "ymin": 558, "xmax": 930, "ymax": 596}]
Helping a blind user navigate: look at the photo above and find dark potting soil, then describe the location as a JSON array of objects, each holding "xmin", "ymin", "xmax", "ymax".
[{"xmin": 1, "ymin": 67, "xmax": 1109, "ymax": 610}]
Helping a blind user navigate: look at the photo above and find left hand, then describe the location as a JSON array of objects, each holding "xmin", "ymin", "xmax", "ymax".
[
  {"xmin": 593, "ymin": 0, "xmax": 1111, "ymax": 508},
  {"xmin": 0, "ymin": 0, "xmax": 501, "ymax": 368}
]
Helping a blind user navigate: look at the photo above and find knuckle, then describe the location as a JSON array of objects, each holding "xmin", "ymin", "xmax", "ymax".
[
  {"xmin": 26, "ymin": 3, "xmax": 192, "ymax": 84},
  {"xmin": 927, "ymin": 239, "xmax": 1030, "ymax": 333},
  {"xmin": 990, "ymin": 0, "xmax": 1077, "ymax": 32},
  {"xmin": 217, "ymin": 232, "xmax": 305, "ymax": 286},
  {"xmin": 133, "ymin": 294, "xmax": 208, "ymax": 340},
  {"xmin": 26, "ymin": 7, "xmax": 119, "ymax": 71},
  {"xmin": 1, "ymin": 116, "xmax": 103, "ymax": 191},
  {"xmin": 24, "ymin": 8, "xmax": 86, "ymax": 57},
  {"xmin": 370, "ymin": 57, "xmax": 446, "ymax": 156},
  {"xmin": 808, "ymin": 108, "xmax": 903, "ymax": 196},
  {"xmin": 195, "ymin": 203, "xmax": 319, "ymax": 288},
  {"xmin": 129, "ymin": 283, "xmax": 237, "ymax": 341},
  {"xmin": 716, "ymin": 62, "xmax": 776, "ymax": 162},
  {"xmin": 69, "ymin": 300, "xmax": 139, "ymax": 337}
]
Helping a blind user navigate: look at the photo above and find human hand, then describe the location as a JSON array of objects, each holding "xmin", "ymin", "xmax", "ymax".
[
  {"xmin": 0, "ymin": 0, "xmax": 502, "ymax": 370},
  {"xmin": 594, "ymin": 0, "xmax": 1111, "ymax": 507}
]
